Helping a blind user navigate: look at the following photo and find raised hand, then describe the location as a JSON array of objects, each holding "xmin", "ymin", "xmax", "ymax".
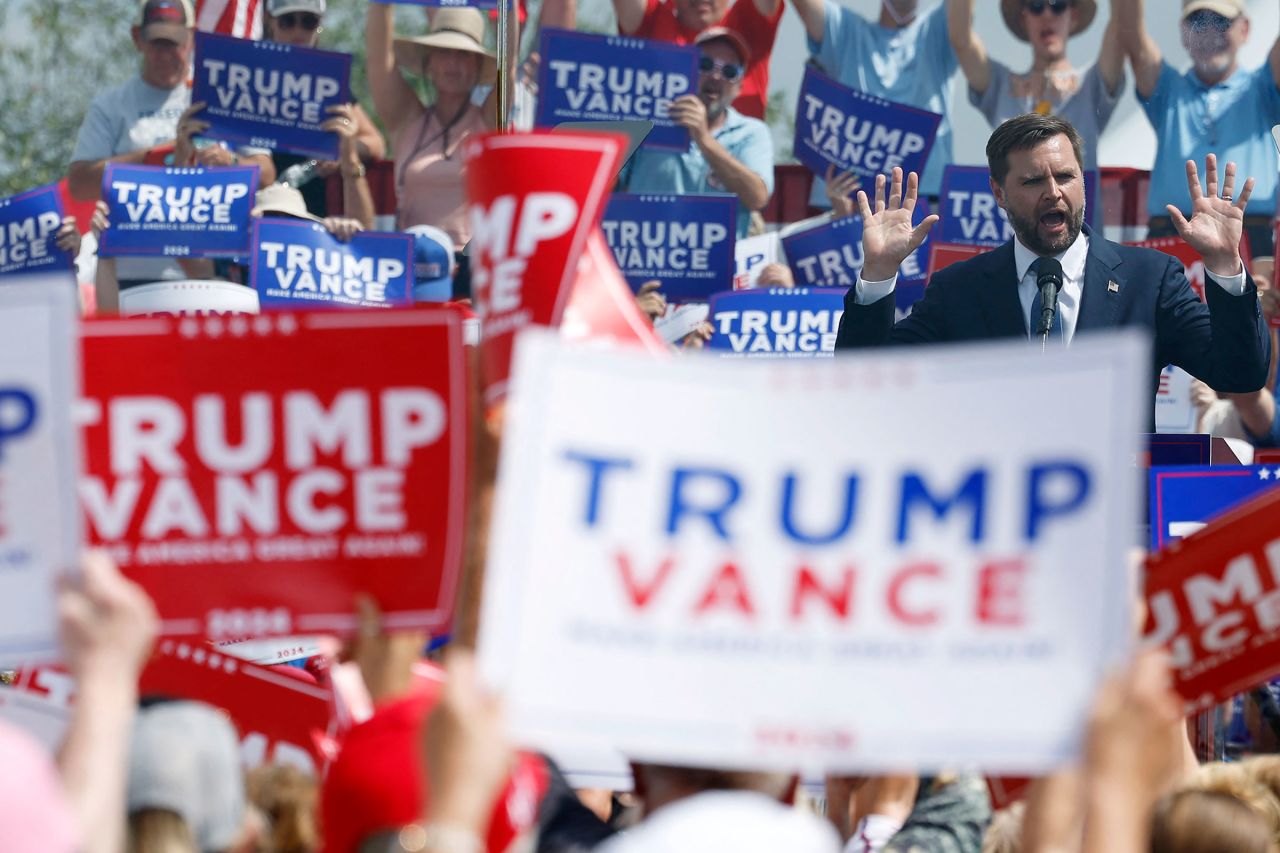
[
  {"xmin": 858, "ymin": 168, "xmax": 938, "ymax": 282},
  {"xmin": 1168, "ymin": 154, "xmax": 1252, "ymax": 278},
  {"xmin": 172, "ymin": 101, "xmax": 211, "ymax": 167}
]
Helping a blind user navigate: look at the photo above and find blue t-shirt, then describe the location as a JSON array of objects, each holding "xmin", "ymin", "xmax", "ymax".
[
  {"xmin": 807, "ymin": 0, "xmax": 957, "ymax": 204},
  {"xmin": 1140, "ymin": 61, "xmax": 1280, "ymax": 217},
  {"xmin": 625, "ymin": 107, "xmax": 775, "ymax": 238}
]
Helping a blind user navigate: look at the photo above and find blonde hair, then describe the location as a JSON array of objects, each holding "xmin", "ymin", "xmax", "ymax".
[
  {"xmin": 981, "ymin": 802, "xmax": 1024, "ymax": 853},
  {"xmin": 1151, "ymin": 790, "xmax": 1272, "ymax": 853},
  {"xmin": 246, "ymin": 765, "xmax": 319, "ymax": 853},
  {"xmin": 126, "ymin": 809, "xmax": 198, "ymax": 853},
  {"xmin": 1182, "ymin": 762, "xmax": 1280, "ymax": 836},
  {"xmin": 1243, "ymin": 756, "xmax": 1280, "ymax": 804}
]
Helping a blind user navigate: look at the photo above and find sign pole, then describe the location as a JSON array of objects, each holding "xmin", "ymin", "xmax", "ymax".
[{"xmin": 496, "ymin": 0, "xmax": 515, "ymax": 132}]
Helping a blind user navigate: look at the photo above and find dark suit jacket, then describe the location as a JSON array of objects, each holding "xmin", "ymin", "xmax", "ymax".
[{"xmin": 834, "ymin": 229, "xmax": 1272, "ymax": 398}]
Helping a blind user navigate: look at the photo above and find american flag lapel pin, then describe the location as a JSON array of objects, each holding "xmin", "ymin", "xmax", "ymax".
[{"xmin": 1107, "ymin": 280, "xmax": 1120, "ymax": 293}]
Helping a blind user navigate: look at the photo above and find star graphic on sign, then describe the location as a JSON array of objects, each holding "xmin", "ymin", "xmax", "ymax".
[{"xmin": 1261, "ymin": 468, "xmax": 1274, "ymax": 480}]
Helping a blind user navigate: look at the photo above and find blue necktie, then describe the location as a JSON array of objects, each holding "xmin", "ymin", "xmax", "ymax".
[{"xmin": 1029, "ymin": 259, "xmax": 1065, "ymax": 346}]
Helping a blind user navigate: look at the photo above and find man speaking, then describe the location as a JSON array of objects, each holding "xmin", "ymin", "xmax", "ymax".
[{"xmin": 834, "ymin": 114, "xmax": 1270, "ymax": 400}]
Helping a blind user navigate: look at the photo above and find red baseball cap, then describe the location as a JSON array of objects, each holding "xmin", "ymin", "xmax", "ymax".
[
  {"xmin": 694, "ymin": 26, "xmax": 752, "ymax": 67},
  {"xmin": 320, "ymin": 671, "xmax": 548, "ymax": 853},
  {"xmin": 138, "ymin": 0, "xmax": 193, "ymax": 43}
]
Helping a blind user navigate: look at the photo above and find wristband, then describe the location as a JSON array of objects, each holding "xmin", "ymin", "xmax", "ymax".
[{"xmin": 343, "ymin": 162, "xmax": 367, "ymax": 180}]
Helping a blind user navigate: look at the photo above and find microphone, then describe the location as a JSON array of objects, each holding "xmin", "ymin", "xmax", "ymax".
[{"xmin": 1034, "ymin": 257, "xmax": 1064, "ymax": 340}]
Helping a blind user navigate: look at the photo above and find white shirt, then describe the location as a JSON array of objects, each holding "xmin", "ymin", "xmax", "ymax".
[
  {"xmin": 1013, "ymin": 231, "xmax": 1089, "ymax": 343},
  {"xmin": 853, "ymin": 234, "xmax": 1249, "ymax": 343}
]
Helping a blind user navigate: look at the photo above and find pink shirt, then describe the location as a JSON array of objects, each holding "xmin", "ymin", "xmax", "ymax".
[{"xmin": 393, "ymin": 104, "xmax": 487, "ymax": 249}]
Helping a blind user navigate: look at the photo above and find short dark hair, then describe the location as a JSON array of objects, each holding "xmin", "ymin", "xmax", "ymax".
[{"xmin": 985, "ymin": 114, "xmax": 1085, "ymax": 185}]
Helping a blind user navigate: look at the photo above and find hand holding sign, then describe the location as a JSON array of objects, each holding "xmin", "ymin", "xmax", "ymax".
[
  {"xmin": 1170, "ymin": 154, "xmax": 1253, "ymax": 278},
  {"xmin": 668, "ymin": 95, "xmax": 710, "ymax": 145},
  {"xmin": 858, "ymin": 168, "xmax": 938, "ymax": 282}
]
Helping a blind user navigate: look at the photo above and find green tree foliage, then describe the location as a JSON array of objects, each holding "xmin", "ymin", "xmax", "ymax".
[{"xmin": 0, "ymin": 0, "xmax": 136, "ymax": 196}]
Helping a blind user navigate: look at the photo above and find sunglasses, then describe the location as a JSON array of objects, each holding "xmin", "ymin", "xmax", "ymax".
[
  {"xmin": 276, "ymin": 12, "xmax": 321, "ymax": 30},
  {"xmin": 698, "ymin": 56, "xmax": 743, "ymax": 81},
  {"xmin": 1185, "ymin": 9, "xmax": 1233, "ymax": 32},
  {"xmin": 1024, "ymin": 0, "xmax": 1070, "ymax": 15}
]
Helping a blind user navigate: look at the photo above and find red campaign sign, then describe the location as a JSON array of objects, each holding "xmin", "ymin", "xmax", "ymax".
[
  {"xmin": 139, "ymin": 638, "xmax": 338, "ymax": 774},
  {"xmin": 79, "ymin": 309, "xmax": 469, "ymax": 641},
  {"xmin": 1144, "ymin": 487, "xmax": 1280, "ymax": 711},
  {"xmin": 1128, "ymin": 235, "xmax": 1254, "ymax": 304},
  {"xmin": 926, "ymin": 242, "xmax": 991, "ymax": 279},
  {"xmin": 463, "ymin": 131, "xmax": 625, "ymax": 404},
  {"xmin": 560, "ymin": 229, "xmax": 670, "ymax": 354},
  {"xmin": 1256, "ymin": 449, "xmax": 1280, "ymax": 465}
]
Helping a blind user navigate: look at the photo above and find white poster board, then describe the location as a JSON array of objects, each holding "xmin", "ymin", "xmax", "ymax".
[
  {"xmin": 0, "ymin": 278, "xmax": 80, "ymax": 665},
  {"xmin": 479, "ymin": 329, "xmax": 1148, "ymax": 774},
  {"xmin": 1154, "ymin": 365, "xmax": 1197, "ymax": 434},
  {"xmin": 118, "ymin": 279, "xmax": 260, "ymax": 317},
  {"xmin": 733, "ymin": 233, "xmax": 780, "ymax": 290}
]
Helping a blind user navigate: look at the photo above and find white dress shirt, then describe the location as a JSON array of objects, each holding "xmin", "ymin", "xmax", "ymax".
[{"xmin": 854, "ymin": 233, "xmax": 1249, "ymax": 344}]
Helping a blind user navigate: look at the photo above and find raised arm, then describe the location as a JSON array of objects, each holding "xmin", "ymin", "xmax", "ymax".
[
  {"xmin": 1096, "ymin": 10, "xmax": 1126, "ymax": 96},
  {"xmin": 366, "ymin": 1, "xmax": 426, "ymax": 138},
  {"xmin": 1113, "ymin": 0, "xmax": 1162, "ymax": 99},
  {"xmin": 789, "ymin": 0, "xmax": 827, "ymax": 47},
  {"xmin": 540, "ymin": 0, "xmax": 576, "ymax": 30},
  {"xmin": 947, "ymin": 0, "xmax": 991, "ymax": 95},
  {"xmin": 612, "ymin": 0, "xmax": 647, "ymax": 36}
]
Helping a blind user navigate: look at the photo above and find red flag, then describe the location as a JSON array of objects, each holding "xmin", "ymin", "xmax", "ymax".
[
  {"xmin": 197, "ymin": 0, "xmax": 262, "ymax": 38},
  {"xmin": 464, "ymin": 131, "xmax": 626, "ymax": 405}
]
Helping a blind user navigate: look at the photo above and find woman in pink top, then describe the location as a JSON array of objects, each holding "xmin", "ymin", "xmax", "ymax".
[{"xmin": 366, "ymin": 5, "xmax": 513, "ymax": 249}]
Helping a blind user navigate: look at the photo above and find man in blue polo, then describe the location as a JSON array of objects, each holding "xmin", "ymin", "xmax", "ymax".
[
  {"xmin": 1116, "ymin": 0, "xmax": 1280, "ymax": 283},
  {"xmin": 622, "ymin": 27, "xmax": 774, "ymax": 239}
]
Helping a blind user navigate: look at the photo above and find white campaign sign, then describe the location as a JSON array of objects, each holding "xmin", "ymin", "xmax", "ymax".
[
  {"xmin": 1154, "ymin": 365, "xmax": 1196, "ymax": 434},
  {"xmin": 0, "ymin": 277, "xmax": 80, "ymax": 665},
  {"xmin": 118, "ymin": 279, "xmax": 261, "ymax": 317},
  {"xmin": 479, "ymin": 329, "xmax": 1149, "ymax": 774},
  {"xmin": 733, "ymin": 233, "xmax": 779, "ymax": 290}
]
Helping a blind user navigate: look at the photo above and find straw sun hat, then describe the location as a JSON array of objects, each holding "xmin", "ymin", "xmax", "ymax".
[
  {"xmin": 393, "ymin": 8, "xmax": 497, "ymax": 87},
  {"xmin": 1000, "ymin": 0, "xmax": 1097, "ymax": 42}
]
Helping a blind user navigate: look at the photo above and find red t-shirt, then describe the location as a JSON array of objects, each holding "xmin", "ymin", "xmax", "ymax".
[{"xmin": 629, "ymin": 0, "xmax": 782, "ymax": 120}]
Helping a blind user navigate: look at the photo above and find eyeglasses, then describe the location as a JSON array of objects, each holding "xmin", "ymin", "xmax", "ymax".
[
  {"xmin": 276, "ymin": 12, "xmax": 321, "ymax": 30},
  {"xmin": 1024, "ymin": 0, "xmax": 1070, "ymax": 15},
  {"xmin": 1185, "ymin": 9, "xmax": 1233, "ymax": 32},
  {"xmin": 698, "ymin": 56, "xmax": 743, "ymax": 81}
]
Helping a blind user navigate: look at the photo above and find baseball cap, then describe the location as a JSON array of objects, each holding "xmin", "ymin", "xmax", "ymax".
[
  {"xmin": 694, "ymin": 26, "xmax": 752, "ymax": 67},
  {"xmin": 127, "ymin": 701, "xmax": 246, "ymax": 852},
  {"xmin": 319, "ymin": 684, "xmax": 548, "ymax": 853},
  {"xmin": 137, "ymin": 0, "xmax": 193, "ymax": 43},
  {"xmin": 407, "ymin": 225, "xmax": 456, "ymax": 302},
  {"xmin": 1182, "ymin": 0, "xmax": 1245, "ymax": 19},
  {"xmin": 266, "ymin": 0, "xmax": 327, "ymax": 16}
]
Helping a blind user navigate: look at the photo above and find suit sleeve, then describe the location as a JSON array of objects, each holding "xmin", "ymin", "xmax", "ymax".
[
  {"xmin": 1157, "ymin": 254, "xmax": 1271, "ymax": 392},
  {"xmin": 835, "ymin": 270, "xmax": 952, "ymax": 349}
]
